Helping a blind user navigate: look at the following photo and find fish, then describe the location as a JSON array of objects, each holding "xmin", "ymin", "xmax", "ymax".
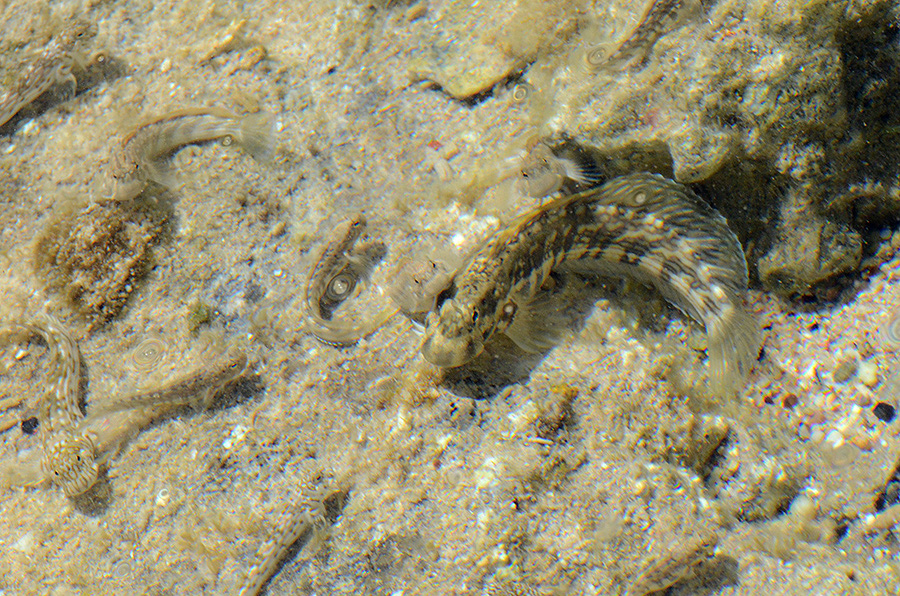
[
  {"xmin": 421, "ymin": 172, "xmax": 761, "ymax": 395},
  {"xmin": 0, "ymin": 334, "xmax": 250, "ymax": 497},
  {"xmin": 0, "ymin": 313, "xmax": 98, "ymax": 497},
  {"xmin": 92, "ymin": 347, "xmax": 248, "ymax": 414},
  {"xmin": 518, "ymin": 140, "xmax": 604, "ymax": 199},
  {"xmin": 304, "ymin": 215, "xmax": 397, "ymax": 346},
  {"xmin": 108, "ymin": 106, "xmax": 274, "ymax": 200},
  {"xmin": 586, "ymin": 0, "xmax": 690, "ymax": 70},
  {"xmin": 0, "ymin": 19, "xmax": 97, "ymax": 129}
]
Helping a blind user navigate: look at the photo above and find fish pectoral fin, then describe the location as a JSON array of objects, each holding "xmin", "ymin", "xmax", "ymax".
[{"xmin": 502, "ymin": 289, "xmax": 571, "ymax": 354}]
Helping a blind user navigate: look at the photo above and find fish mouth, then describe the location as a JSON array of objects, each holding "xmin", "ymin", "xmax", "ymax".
[{"xmin": 421, "ymin": 331, "xmax": 482, "ymax": 368}]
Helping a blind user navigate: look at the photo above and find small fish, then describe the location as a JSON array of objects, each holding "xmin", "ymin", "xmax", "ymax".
[
  {"xmin": 422, "ymin": 172, "xmax": 761, "ymax": 395},
  {"xmin": 108, "ymin": 106, "xmax": 274, "ymax": 199},
  {"xmin": 304, "ymin": 215, "xmax": 397, "ymax": 346},
  {"xmin": 237, "ymin": 470, "xmax": 333, "ymax": 596},
  {"xmin": 518, "ymin": 140, "xmax": 603, "ymax": 199},
  {"xmin": 0, "ymin": 19, "xmax": 97, "ymax": 129},
  {"xmin": 93, "ymin": 347, "xmax": 248, "ymax": 414},
  {"xmin": 0, "ymin": 342, "xmax": 250, "ymax": 497},
  {"xmin": 586, "ymin": 0, "xmax": 690, "ymax": 70},
  {"xmin": 0, "ymin": 314, "xmax": 98, "ymax": 497}
]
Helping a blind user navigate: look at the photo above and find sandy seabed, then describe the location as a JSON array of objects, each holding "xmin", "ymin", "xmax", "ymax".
[{"xmin": 0, "ymin": 1, "xmax": 899, "ymax": 595}]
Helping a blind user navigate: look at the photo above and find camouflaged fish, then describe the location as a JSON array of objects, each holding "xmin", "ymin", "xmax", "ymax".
[
  {"xmin": 518, "ymin": 140, "xmax": 604, "ymax": 199},
  {"xmin": 586, "ymin": 0, "xmax": 691, "ymax": 70},
  {"xmin": 304, "ymin": 215, "xmax": 397, "ymax": 346},
  {"xmin": 0, "ymin": 314, "xmax": 97, "ymax": 497},
  {"xmin": 0, "ymin": 19, "xmax": 97, "ymax": 129},
  {"xmin": 0, "ymin": 330, "xmax": 249, "ymax": 497},
  {"xmin": 422, "ymin": 172, "xmax": 761, "ymax": 395},
  {"xmin": 108, "ymin": 106, "xmax": 273, "ymax": 200}
]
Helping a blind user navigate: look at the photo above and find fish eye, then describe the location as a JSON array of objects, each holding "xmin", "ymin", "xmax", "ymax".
[
  {"xmin": 500, "ymin": 302, "xmax": 517, "ymax": 321},
  {"xmin": 327, "ymin": 272, "xmax": 355, "ymax": 300},
  {"xmin": 471, "ymin": 309, "xmax": 479, "ymax": 323}
]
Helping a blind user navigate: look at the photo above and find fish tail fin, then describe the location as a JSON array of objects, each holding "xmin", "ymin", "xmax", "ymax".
[
  {"xmin": 237, "ymin": 111, "xmax": 275, "ymax": 162},
  {"xmin": 706, "ymin": 303, "xmax": 761, "ymax": 397}
]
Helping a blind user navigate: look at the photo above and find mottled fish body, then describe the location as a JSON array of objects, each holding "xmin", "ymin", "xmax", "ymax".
[
  {"xmin": 0, "ymin": 314, "xmax": 98, "ymax": 497},
  {"xmin": 93, "ymin": 348, "xmax": 248, "ymax": 414},
  {"xmin": 422, "ymin": 172, "xmax": 760, "ymax": 395},
  {"xmin": 109, "ymin": 106, "xmax": 273, "ymax": 199},
  {"xmin": 588, "ymin": 0, "xmax": 689, "ymax": 70}
]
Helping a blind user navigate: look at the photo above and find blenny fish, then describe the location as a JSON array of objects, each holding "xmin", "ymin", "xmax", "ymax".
[
  {"xmin": 304, "ymin": 215, "xmax": 398, "ymax": 346},
  {"xmin": 0, "ymin": 314, "xmax": 96, "ymax": 497},
  {"xmin": 586, "ymin": 0, "xmax": 690, "ymax": 70},
  {"xmin": 0, "ymin": 19, "xmax": 97, "ymax": 129},
  {"xmin": 422, "ymin": 172, "xmax": 761, "ymax": 395},
  {"xmin": 108, "ymin": 106, "xmax": 273, "ymax": 200},
  {"xmin": 518, "ymin": 140, "xmax": 604, "ymax": 199},
  {"xmin": 93, "ymin": 347, "xmax": 248, "ymax": 414},
  {"xmin": 0, "ymin": 315, "xmax": 249, "ymax": 496}
]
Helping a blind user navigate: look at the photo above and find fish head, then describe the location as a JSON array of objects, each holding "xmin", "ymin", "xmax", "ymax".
[
  {"xmin": 518, "ymin": 143, "xmax": 565, "ymax": 198},
  {"xmin": 41, "ymin": 432, "xmax": 99, "ymax": 498},
  {"xmin": 421, "ymin": 298, "xmax": 484, "ymax": 367}
]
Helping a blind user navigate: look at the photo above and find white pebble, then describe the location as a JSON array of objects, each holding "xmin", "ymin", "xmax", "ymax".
[
  {"xmin": 858, "ymin": 361, "xmax": 878, "ymax": 387},
  {"xmin": 223, "ymin": 423, "xmax": 249, "ymax": 449},
  {"xmin": 12, "ymin": 531, "xmax": 34, "ymax": 554},
  {"xmin": 824, "ymin": 429, "xmax": 844, "ymax": 449}
]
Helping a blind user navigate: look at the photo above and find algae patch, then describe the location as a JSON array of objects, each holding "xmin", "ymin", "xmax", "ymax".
[{"xmin": 33, "ymin": 197, "xmax": 169, "ymax": 326}]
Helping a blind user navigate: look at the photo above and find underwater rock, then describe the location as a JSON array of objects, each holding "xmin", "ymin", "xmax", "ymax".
[
  {"xmin": 758, "ymin": 217, "xmax": 862, "ymax": 296},
  {"xmin": 524, "ymin": 0, "xmax": 899, "ymax": 293},
  {"xmin": 408, "ymin": 0, "xmax": 581, "ymax": 99},
  {"xmin": 33, "ymin": 198, "xmax": 168, "ymax": 326}
]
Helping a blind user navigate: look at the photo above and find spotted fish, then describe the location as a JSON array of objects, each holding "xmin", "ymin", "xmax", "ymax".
[
  {"xmin": 586, "ymin": 0, "xmax": 691, "ymax": 70},
  {"xmin": 421, "ymin": 172, "xmax": 761, "ymax": 395},
  {"xmin": 0, "ymin": 314, "xmax": 97, "ymax": 497}
]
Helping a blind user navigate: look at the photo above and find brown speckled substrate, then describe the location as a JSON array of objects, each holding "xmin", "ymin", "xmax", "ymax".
[{"xmin": 1, "ymin": 1, "xmax": 900, "ymax": 595}]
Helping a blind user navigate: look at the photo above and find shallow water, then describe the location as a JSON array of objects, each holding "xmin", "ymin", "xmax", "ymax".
[{"xmin": 1, "ymin": 1, "xmax": 900, "ymax": 595}]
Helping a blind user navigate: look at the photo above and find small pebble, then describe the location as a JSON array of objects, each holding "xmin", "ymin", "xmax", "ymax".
[
  {"xmin": 155, "ymin": 488, "xmax": 171, "ymax": 508},
  {"xmin": 20, "ymin": 416, "xmax": 38, "ymax": 435},
  {"xmin": 832, "ymin": 358, "xmax": 857, "ymax": 383},
  {"xmin": 873, "ymin": 402, "xmax": 896, "ymax": 423},
  {"xmin": 858, "ymin": 361, "xmax": 878, "ymax": 387},
  {"xmin": 12, "ymin": 531, "xmax": 35, "ymax": 554}
]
